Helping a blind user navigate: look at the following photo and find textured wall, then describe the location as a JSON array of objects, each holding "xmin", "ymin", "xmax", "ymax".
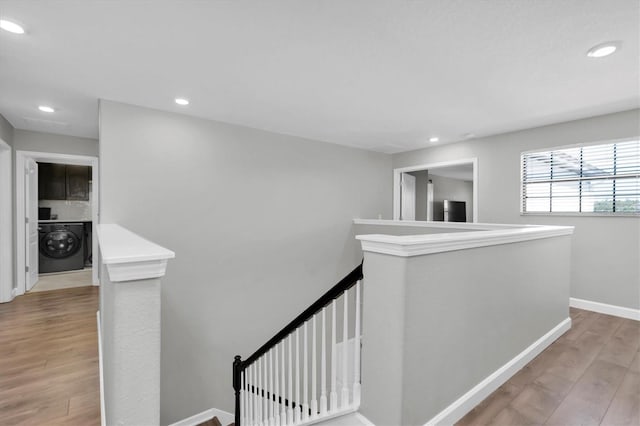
[
  {"xmin": 13, "ymin": 129, "xmax": 98, "ymax": 157},
  {"xmin": 393, "ymin": 109, "xmax": 640, "ymax": 309},
  {"xmin": 99, "ymin": 100, "xmax": 392, "ymax": 424},
  {"xmin": 360, "ymin": 235, "xmax": 571, "ymax": 425}
]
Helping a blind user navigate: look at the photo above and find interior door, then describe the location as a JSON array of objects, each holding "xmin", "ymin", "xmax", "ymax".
[
  {"xmin": 400, "ymin": 173, "xmax": 416, "ymax": 221},
  {"xmin": 26, "ymin": 159, "xmax": 39, "ymax": 290}
]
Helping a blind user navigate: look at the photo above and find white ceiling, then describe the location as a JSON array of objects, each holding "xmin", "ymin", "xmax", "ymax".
[{"xmin": 0, "ymin": 0, "xmax": 638, "ymax": 153}]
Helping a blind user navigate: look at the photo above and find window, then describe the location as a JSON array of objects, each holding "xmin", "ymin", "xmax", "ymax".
[{"xmin": 521, "ymin": 140, "xmax": 640, "ymax": 215}]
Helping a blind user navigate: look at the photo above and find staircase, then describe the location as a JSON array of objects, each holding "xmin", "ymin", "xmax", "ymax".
[
  {"xmin": 232, "ymin": 263, "xmax": 364, "ymax": 426},
  {"xmin": 197, "ymin": 416, "xmax": 232, "ymax": 426}
]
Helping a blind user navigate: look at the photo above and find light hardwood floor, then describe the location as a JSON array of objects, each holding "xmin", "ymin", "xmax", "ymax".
[
  {"xmin": 457, "ymin": 308, "xmax": 640, "ymax": 426},
  {"xmin": 30, "ymin": 269, "xmax": 93, "ymax": 293},
  {"xmin": 0, "ymin": 286, "xmax": 100, "ymax": 425}
]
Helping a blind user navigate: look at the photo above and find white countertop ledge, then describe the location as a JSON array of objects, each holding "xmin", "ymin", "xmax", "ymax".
[
  {"xmin": 356, "ymin": 223, "xmax": 574, "ymax": 257},
  {"xmin": 97, "ymin": 224, "xmax": 175, "ymax": 282}
]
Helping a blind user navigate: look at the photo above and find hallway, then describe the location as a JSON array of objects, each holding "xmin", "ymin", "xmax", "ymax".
[
  {"xmin": 458, "ymin": 308, "xmax": 640, "ymax": 425},
  {"xmin": 0, "ymin": 286, "xmax": 100, "ymax": 425}
]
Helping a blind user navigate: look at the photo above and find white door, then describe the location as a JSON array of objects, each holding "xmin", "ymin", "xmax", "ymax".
[
  {"xmin": 25, "ymin": 159, "xmax": 39, "ymax": 290},
  {"xmin": 400, "ymin": 173, "xmax": 416, "ymax": 221}
]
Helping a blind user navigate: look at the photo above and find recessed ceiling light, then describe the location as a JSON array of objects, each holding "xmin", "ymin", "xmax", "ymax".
[
  {"xmin": 429, "ymin": 137, "xmax": 439, "ymax": 143},
  {"xmin": 38, "ymin": 105, "xmax": 55, "ymax": 113},
  {"xmin": 0, "ymin": 19, "xmax": 25, "ymax": 34},
  {"xmin": 586, "ymin": 42, "xmax": 620, "ymax": 58},
  {"xmin": 175, "ymin": 98, "xmax": 189, "ymax": 106}
]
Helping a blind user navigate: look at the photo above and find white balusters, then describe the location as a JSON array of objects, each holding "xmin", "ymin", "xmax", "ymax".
[
  {"xmin": 287, "ymin": 335, "xmax": 293, "ymax": 425},
  {"xmin": 310, "ymin": 315, "xmax": 318, "ymax": 420},
  {"xmin": 353, "ymin": 280, "xmax": 361, "ymax": 406},
  {"xmin": 247, "ymin": 364, "xmax": 256, "ymax": 425},
  {"xmin": 269, "ymin": 350, "xmax": 274, "ymax": 426},
  {"xmin": 274, "ymin": 346, "xmax": 281, "ymax": 426},
  {"xmin": 258, "ymin": 358, "xmax": 263, "ymax": 426},
  {"xmin": 302, "ymin": 321, "xmax": 309, "ymax": 422},
  {"xmin": 295, "ymin": 328, "xmax": 301, "ymax": 424},
  {"xmin": 341, "ymin": 290, "xmax": 350, "ymax": 408},
  {"xmin": 240, "ymin": 277, "xmax": 364, "ymax": 426},
  {"xmin": 263, "ymin": 356, "xmax": 268, "ymax": 426},
  {"xmin": 280, "ymin": 341, "xmax": 286, "ymax": 425},
  {"xmin": 320, "ymin": 307, "xmax": 328, "ymax": 416},
  {"xmin": 330, "ymin": 299, "xmax": 338, "ymax": 412}
]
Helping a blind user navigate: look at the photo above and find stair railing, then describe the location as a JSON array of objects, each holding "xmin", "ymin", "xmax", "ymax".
[{"xmin": 233, "ymin": 262, "xmax": 364, "ymax": 426}]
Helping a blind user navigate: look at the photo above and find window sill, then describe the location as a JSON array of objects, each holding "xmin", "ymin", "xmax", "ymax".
[{"xmin": 521, "ymin": 212, "xmax": 640, "ymax": 218}]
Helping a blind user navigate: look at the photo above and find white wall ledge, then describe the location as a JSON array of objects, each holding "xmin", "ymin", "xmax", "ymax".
[
  {"xmin": 354, "ymin": 218, "xmax": 534, "ymax": 230},
  {"xmin": 355, "ymin": 220, "xmax": 573, "ymax": 257},
  {"xmin": 97, "ymin": 224, "xmax": 175, "ymax": 282}
]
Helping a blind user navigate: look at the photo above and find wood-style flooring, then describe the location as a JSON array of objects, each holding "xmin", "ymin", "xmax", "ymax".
[
  {"xmin": 0, "ymin": 286, "xmax": 100, "ymax": 425},
  {"xmin": 29, "ymin": 269, "xmax": 92, "ymax": 293},
  {"xmin": 457, "ymin": 308, "xmax": 640, "ymax": 426},
  {"xmin": 0, "ymin": 290, "xmax": 637, "ymax": 426}
]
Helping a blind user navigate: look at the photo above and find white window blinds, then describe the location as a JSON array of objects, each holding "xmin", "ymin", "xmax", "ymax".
[{"xmin": 521, "ymin": 140, "xmax": 640, "ymax": 214}]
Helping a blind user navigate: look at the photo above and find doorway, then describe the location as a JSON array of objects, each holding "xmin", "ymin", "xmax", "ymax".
[
  {"xmin": 0, "ymin": 139, "xmax": 12, "ymax": 303},
  {"xmin": 393, "ymin": 158, "xmax": 478, "ymax": 223},
  {"xmin": 15, "ymin": 151, "xmax": 99, "ymax": 297}
]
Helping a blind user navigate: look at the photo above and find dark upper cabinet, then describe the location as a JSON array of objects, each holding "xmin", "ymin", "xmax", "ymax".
[
  {"xmin": 38, "ymin": 163, "xmax": 67, "ymax": 200},
  {"xmin": 66, "ymin": 165, "xmax": 90, "ymax": 201},
  {"xmin": 38, "ymin": 163, "xmax": 90, "ymax": 201}
]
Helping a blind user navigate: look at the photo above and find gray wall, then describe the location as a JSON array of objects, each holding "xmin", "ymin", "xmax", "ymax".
[
  {"xmin": 13, "ymin": 129, "xmax": 98, "ymax": 157},
  {"xmin": 98, "ymin": 100, "xmax": 392, "ymax": 424},
  {"xmin": 430, "ymin": 174, "xmax": 473, "ymax": 222},
  {"xmin": 0, "ymin": 114, "xmax": 14, "ymax": 300},
  {"xmin": 360, "ymin": 236, "xmax": 571, "ymax": 425},
  {"xmin": 407, "ymin": 170, "xmax": 429, "ymax": 221},
  {"xmin": 393, "ymin": 109, "xmax": 640, "ymax": 310},
  {"xmin": 0, "ymin": 113, "xmax": 13, "ymax": 146},
  {"xmin": 402, "ymin": 236, "xmax": 571, "ymax": 425}
]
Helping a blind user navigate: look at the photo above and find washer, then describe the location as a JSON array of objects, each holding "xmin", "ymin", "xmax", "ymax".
[{"xmin": 39, "ymin": 223, "xmax": 85, "ymax": 273}]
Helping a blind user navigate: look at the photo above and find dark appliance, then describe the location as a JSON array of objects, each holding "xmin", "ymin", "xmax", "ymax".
[
  {"xmin": 38, "ymin": 207, "xmax": 51, "ymax": 220},
  {"xmin": 84, "ymin": 222, "xmax": 92, "ymax": 267},
  {"xmin": 444, "ymin": 200, "xmax": 467, "ymax": 222},
  {"xmin": 39, "ymin": 223, "xmax": 85, "ymax": 273}
]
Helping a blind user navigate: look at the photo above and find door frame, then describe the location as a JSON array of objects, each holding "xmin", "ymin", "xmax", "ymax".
[
  {"xmin": 393, "ymin": 157, "xmax": 478, "ymax": 222},
  {"xmin": 0, "ymin": 139, "xmax": 12, "ymax": 303},
  {"xmin": 15, "ymin": 150, "xmax": 99, "ymax": 296}
]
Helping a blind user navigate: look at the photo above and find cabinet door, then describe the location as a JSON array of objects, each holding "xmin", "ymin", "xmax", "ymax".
[
  {"xmin": 66, "ymin": 165, "xmax": 90, "ymax": 201},
  {"xmin": 40, "ymin": 163, "xmax": 67, "ymax": 200}
]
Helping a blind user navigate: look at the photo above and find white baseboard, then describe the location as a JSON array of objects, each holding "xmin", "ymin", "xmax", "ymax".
[
  {"xmin": 97, "ymin": 311, "xmax": 106, "ymax": 426},
  {"xmin": 169, "ymin": 407, "xmax": 234, "ymax": 426},
  {"xmin": 570, "ymin": 297, "xmax": 640, "ymax": 321},
  {"xmin": 354, "ymin": 412, "xmax": 376, "ymax": 426},
  {"xmin": 424, "ymin": 317, "xmax": 572, "ymax": 426}
]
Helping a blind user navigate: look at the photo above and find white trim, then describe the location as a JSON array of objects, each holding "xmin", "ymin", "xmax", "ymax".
[
  {"xmin": 570, "ymin": 297, "xmax": 640, "ymax": 321},
  {"xmin": 357, "ymin": 225, "xmax": 574, "ymax": 257},
  {"xmin": 519, "ymin": 137, "xmax": 640, "ymax": 216},
  {"xmin": 0, "ymin": 139, "xmax": 12, "ymax": 303},
  {"xmin": 425, "ymin": 317, "xmax": 572, "ymax": 426},
  {"xmin": 353, "ymin": 218, "xmax": 524, "ymax": 230},
  {"xmin": 521, "ymin": 136, "xmax": 639, "ymax": 154},
  {"xmin": 97, "ymin": 311, "xmax": 106, "ymax": 426},
  {"xmin": 522, "ymin": 212, "xmax": 639, "ymax": 218},
  {"xmin": 168, "ymin": 408, "xmax": 234, "ymax": 426},
  {"xmin": 354, "ymin": 412, "xmax": 376, "ymax": 426},
  {"xmin": 97, "ymin": 224, "xmax": 174, "ymax": 283},
  {"xmin": 393, "ymin": 158, "xmax": 478, "ymax": 223},
  {"xmin": 15, "ymin": 150, "xmax": 100, "ymax": 296}
]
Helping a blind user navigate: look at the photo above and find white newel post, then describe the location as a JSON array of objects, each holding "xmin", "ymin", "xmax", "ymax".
[{"xmin": 97, "ymin": 224, "xmax": 175, "ymax": 426}]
